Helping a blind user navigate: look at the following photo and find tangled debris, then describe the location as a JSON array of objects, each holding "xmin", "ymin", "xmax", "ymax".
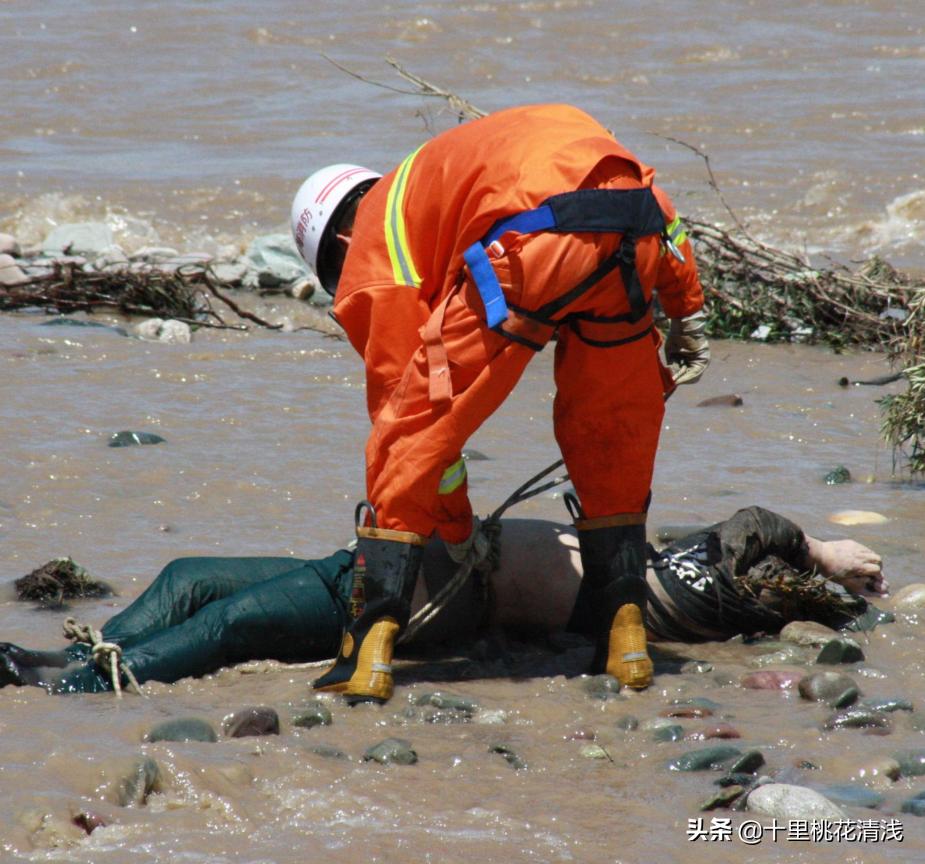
[{"xmin": 15, "ymin": 558, "xmax": 113, "ymax": 608}]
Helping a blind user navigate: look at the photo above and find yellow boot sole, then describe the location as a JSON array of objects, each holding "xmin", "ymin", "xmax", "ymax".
[{"xmin": 313, "ymin": 618, "xmax": 399, "ymax": 704}]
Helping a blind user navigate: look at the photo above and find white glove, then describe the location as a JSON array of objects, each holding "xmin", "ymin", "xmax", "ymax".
[{"xmin": 665, "ymin": 310, "xmax": 710, "ymax": 386}]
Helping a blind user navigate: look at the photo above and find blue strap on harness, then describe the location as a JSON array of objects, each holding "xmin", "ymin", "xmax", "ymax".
[{"xmin": 464, "ymin": 205, "xmax": 557, "ymax": 328}]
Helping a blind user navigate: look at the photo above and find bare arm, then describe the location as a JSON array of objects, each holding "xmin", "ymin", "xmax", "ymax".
[{"xmin": 804, "ymin": 535, "xmax": 888, "ymax": 596}]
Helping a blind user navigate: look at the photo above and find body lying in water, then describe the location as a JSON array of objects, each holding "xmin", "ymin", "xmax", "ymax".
[{"xmin": 0, "ymin": 506, "xmax": 889, "ymax": 694}]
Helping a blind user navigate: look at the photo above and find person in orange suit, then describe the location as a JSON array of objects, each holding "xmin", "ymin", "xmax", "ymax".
[{"xmin": 291, "ymin": 103, "xmax": 709, "ymax": 703}]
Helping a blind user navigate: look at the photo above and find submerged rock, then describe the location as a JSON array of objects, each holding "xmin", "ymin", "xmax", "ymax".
[
  {"xmin": 740, "ymin": 670, "xmax": 803, "ymax": 690},
  {"xmin": 667, "ymin": 745, "xmax": 742, "ymax": 772},
  {"xmin": 728, "ymin": 751, "xmax": 765, "ymax": 774},
  {"xmin": 133, "ymin": 317, "xmax": 192, "ymax": 344},
  {"xmin": 489, "ymin": 743, "xmax": 527, "ymax": 770},
  {"xmin": 893, "ymin": 583, "xmax": 925, "ymax": 611},
  {"xmin": 310, "ymin": 744, "xmax": 350, "ymax": 760},
  {"xmin": 222, "ymin": 706, "xmax": 280, "ymax": 738},
  {"xmin": 413, "ymin": 691, "xmax": 479, "ymax": 717},
  {"xmin": 653, "ymin": 725, "xmax": 685, "ymax": 743},
  {"xmin": 679, "ymin": 660, "xmax": 714, "ymax": 674},
  {"xmin": 579, "ymin": 743, "xmax": 612, "ymax": 760},
  {"xmin": 749, "ymin": 646, "xmax": 806, "ymax": 668},
  {"xmin": 779, "ymin": 621, "xmax": 839, "ymax": 647},
  {"xmin": 364, "ymin": 737, "xmax": 418, "ymax": 765},
  {"xmin": 14, "ymin": 557, "xmax": 113, "ymax": 604},
  {"xmin": 747, "ymin": 783, "xmax": 848, "ymax": 821},
  {"xmin": 113, "ymin": 756, "xmax": 163, "ymax": 807},
  {"xmin": 39, "ymin": 317, "xmax": 128, "ymax": 336},
  {"xmin": 892, "ymin": 749, "xmax": 925, "ymax": 778},
  {"xmin": 798, "ymin": 671, "xmax": 859, "ymax": 704},
  {"xmin": 700, "ymin": 784, "xmax": 746, "ymax": 811},
  {"xmin": 824, "ymin": 465, "xmax": 852, "ymax": 485},
  {"xmin": 855, "ymin": 756, "xmax": 901, "ymax": 789},
  {"xmin": 815, "ymin": 637, "xmax": 864, "ymax": 665},
  {"xmin": 615, "ymin": 715, "xmax": 639, "ymax": 731},
  {"xmin": 823, "ymin": 707, "xmax": 889, "ymax": 731},
  {"xmin": 292, "ymin": 702, "xmax": 333, "ymax": 729},
  {"xmin": 901, "ymin": 791, "xmax": 925, "ymax": 816},
  {"xmin": 821, "ymin": 784, "xmax": 884, "ymax": 809},
  {"xmin": 243, "ymin": 233, "xmax": 309, "ymax": 289},
  {"xmin": 72, "ymin": 811, "xmax": 107, "ymax": 835},
  {"xmin": 108, "ymin": 430, "xmax": 166, "ymax": 447},
  {"xmin": 696, "ymin": 393, "xmax": 744, "ymax": 407},
  {"xmin": 145, "ymin": 717, "xmax": 217, "ymax": 743},
  {"xmin": 860, "ymin": 697, "xmax": 913, "ymax": 713},
  {"xmin": 0, "ymin": 253, "xmax": 28, "ymax": 286},
  {"xmin": 700, "ymin": 723, "xmax": 742, "ymax": 740},
  {"xmin": 583, "ymin": 674, "xmax": 622, "ymax": 700}
]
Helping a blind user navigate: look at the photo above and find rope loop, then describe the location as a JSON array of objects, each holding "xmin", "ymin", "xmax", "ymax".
[{"xmin": 62, "ymin": 617, "xmax": 145, "ymax": 698}]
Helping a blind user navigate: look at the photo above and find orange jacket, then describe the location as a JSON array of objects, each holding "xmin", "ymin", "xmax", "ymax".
[{"xmin": 335, "ymin": 103, "xmax": 704, "ymax": 417}]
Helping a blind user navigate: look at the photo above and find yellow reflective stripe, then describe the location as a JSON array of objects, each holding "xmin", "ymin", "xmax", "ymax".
[
  {"xmin": 384, "ymin": 145, "xmax": 424, "ymax": 287},
  {"xmin": 666, "ymin": 215, "xmax": 687, "ymax": 246},
  {"xmin": 438, "ymin": 457, "xmax": 467, "ymax": 495}
]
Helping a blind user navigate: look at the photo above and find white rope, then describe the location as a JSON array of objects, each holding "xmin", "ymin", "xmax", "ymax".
[{"xmin": 62, "ymin": 617, "xmax": 145, "ymax": 698}]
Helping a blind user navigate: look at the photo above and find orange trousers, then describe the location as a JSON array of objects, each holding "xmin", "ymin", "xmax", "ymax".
[{"xmin": 363, "ymin": 277, "xmax": 668, "ymax": 544}]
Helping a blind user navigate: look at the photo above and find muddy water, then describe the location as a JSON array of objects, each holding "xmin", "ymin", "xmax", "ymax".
[{"xmin": 0, "ymin": 300, "xmax": 923, "ymax": 862}]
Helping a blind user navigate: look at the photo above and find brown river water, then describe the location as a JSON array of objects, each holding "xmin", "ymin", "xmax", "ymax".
[{"xmin": 1, "ymin": 0, "xmax": 924, "ymax": 861}]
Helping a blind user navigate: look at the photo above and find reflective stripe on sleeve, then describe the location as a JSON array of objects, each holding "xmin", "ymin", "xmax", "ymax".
[
  {"xmin": 438, "ymin": 457, "xmax": 467, "ymax": 495},
  {"xmin": 666, "ymin": 214, "xmax": 688, "ymax": 246},
  {"xmin": 384, "ymin": 145, "xmax": 424, "ymax": 287}
]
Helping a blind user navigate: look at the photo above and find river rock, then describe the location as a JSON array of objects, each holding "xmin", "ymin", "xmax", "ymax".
[
  {"xmin": 780, "ymin": 621, "xmax": 839, "ymax": 647},
  {"xmin": 243, "ymin": 233, "xmax": 308, "ymax": 288},
  {"xmin": 747, "ymin": 783, "xmax": 848, "ymax": 821},
  {"xmin": 131, "ymin": 245, "xmax": 179, "ymax": 262},
  {"xmin": 108, "ymin": 430, "xmax": 166, "ymax": 447},
  {"xmin": 113, "ymin": 756, "xmax": 163, "ymax": 806},
  {"xmin": 0, "ymin": 253, "xmax": 28, "ymax": 286},
  {"xmin": 145, "ymin": 717, "xmax": 217, "ymax": 743},
  {"xmin": 489, "ymin": 743, "xmax": 527, "ymax": 770},
  {"xmin": 0, "ymin": 233, "xmax": 20, "ymax": 256},
  {"xmin": 700, "ymin": 784, "xmax": 745, "ymax": 811},
  {"xmin": 855, "ymin": 756, "xmax": 901, "ymax": 789},
  {"xmin": 310, "ymin": 744, "xmax": 350, "ymax": 760},
  {"xmin": 900, "ymin": 790, "xmax": 925, "ymax": 816},
  {"xmin": 414, "ymin": 691, "xmax": 479, "ymax": 717},
  {"xmin": 671, "ymin": 697, "xmax": 721, "ymax": 711},
  {"xmin": 580, "ymin": 743, "xmax": 611, "ymax": 760},
  {"xmin": 133, "ymin": 317, "xmax": 192, "ymax": 344},
  {"xmin": 848, "ymin": 604, "xmax": 895, "ymax": 631},
  {"xmin": 642, "ymin": 716, "xmax": 683, "ymax": 732},
  {"xmin": 364, "ymin": 737, "xmax": 417, "ymax": 765},
  {"xmin": 824, "ymin": 465, "xmax": 852, "ymax": 485},
  {"xmin": 892, "ymin": 749, "xmax": 925, "ymax": 777},
  {"xmin": 40, "ymin": 317, "xmax": 128, "ymax": 336},
  {"xmin": 679, "ymin": 660, "xmax": 714, "ymax": 674},
  {"xmin": 696, "ymin": 393, "xmax": 744, "ymax": 407},
  {"xmin": 823, "ymin": 707, "xmax": 889, "ymax": 730},
  {"xmin": 828, "ymin": 510, "xmax": 888, "ymax": 526},
  {"xmin": 615, "ymin": 715, "xmax": 639, "ymax": 731},
  {"xmin": 583, "ymin": 674, "xmax": 622, "ymax": 700},
  {"xmin": 93, "ymin": 244, "xmax": 130, "ymax": 269},
  {"xmin": 740, "ymin": 669, "xmax": 804, "ymax": 690},
  {"xmin": 893, "ymin": 583, "xmax": 925, "ymax": 611},
  {"xmin": 815, "ymin": 637, "xmax": 864, "ymax": 665},
  {"xmin": 860, "ymin": 697, "xmax": 913, "ymax": 713},
  {"xmin": 667, "ymin": 745, "xmax": 742, "ymax": 772},
  {"xmin": 798, "ymin": 671, "xmax": 859, "ymax": 704},
  {"xmin": 729, "ymin": 750, "xmax": 765, "ymax": 774},
  {"xmin": 749, "ymin": 646, "xmax": 806, "ymax": 667},
  {"xmin": 653, "ymin": 725, "xmax": 685, "ymax": 743},
  {"xmin": 211, "ymin": 260, "xmax": 249, "ymax": 284},
  {"xmin": 820, "ymin": 784, "xmax": 884, "ymax": 809},
  {"xmin": 222, "ymin": 706, "xmax": 280, "ymax": 738},
  {"xmin": 564, "ymin": 726, "xmax": 596, "ymax": 741},
  {"xmin": 43, "ymin": 222, "xmax": 113, "ymax": 257},
  {"xmin": 72, "ymin": 810, "xmax": 107, "ymax": 835},
  {"xmin": 661, "ymin": 706, "xmax": 713, "ymax": 719},
  {"xmin": 293, "ymin": 702, "xmax": 333, "ymax": 729},
  {"xmin": 700, "ymin": 723, "xmax": 742, "ymax": 740}
]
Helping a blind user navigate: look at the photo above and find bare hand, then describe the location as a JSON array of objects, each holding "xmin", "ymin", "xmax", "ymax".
[{"xmin": 807, "ymin": 537, "xmax": 887, "ymax": 596}]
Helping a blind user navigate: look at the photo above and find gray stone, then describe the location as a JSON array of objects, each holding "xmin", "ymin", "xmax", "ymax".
[
  {"xmin": 798, "ymin": 671, "xmax": 859, "ymax": 704},
  {"xmin": 831, "ymin": 686, "xmax": 861, "ymax": 709},
  {"xmin": 670, "ymin": 696, "xmax": 721, "ymax": 711},
  {"xmin": 130, "ymin": 246, "xmax": 179, "ymax": 262},
  {"xmin": 108, "ymin": 431, "xmax": 166, "ymax": 447},
  {"xmin": 489, "ymin": 743, "xmax": 527, "ymax": 770},
  {"xmin": 583, "ymin": 674, "xmax": 622, "ymax": 700},
  {"xmin": 210, "ymin": 261, "xmax": 249, "ymax": 284},
  {"xmin": 749, "ymin": 646, "xmax": 806, "ymax": 668},
  {"xmin": 363, "ymin": 737, "xmax": 417, "ymax": 765},
  {"xmin": 680, "ymin": 660, "xmax": 714, "ymax": 674},
  {"xmin": 824, "ymin": 465, "xmax": 851, "ymax": 485},
  {"xmin": 579, "ymin": 744, "xmax": 612, "ymax": 760},
  {"xmin": 901, "ymin": 790, "xmax": 925, "ymax": 816},
  {"xmin": 820, "ymin": 784, "xmax": 884, "ymax": 809},
  {"xmin": 823, "ymin": 708, "xmax": 890, "ymax": 731},
  {"xmin": 0, "ymin": 253, "xmax": 27, "ymax": 286},
  {"xmin": 859, "ymin": 697, "xmax": 913, "ymax": 713},
  {"xmin": 0, "ymin": 233, "xmax": 20, "ymax": 257},
  {"xmin": 893, "ymin": 584, "xmax": 925, "ymax": 611},
  {"xmin": 615, "ymin": 715, "xmax": 639, "ymax": 731},
  {"xmin": 222, "ymin": 706, "xmax": 280, "ymax": 738},
  {"xmin": 292, "ymin": 702, "xmax": 333, "ymax": 729},
  {"xmin": 145, "ymin": 717, "xmax": 217, "ymax": 743},
  {"xmin": 93, "ymin": 244, "xmax": 129, "ymax": 269},
  {"xmin": 892, "ymin": 749, "xmax": 925, "ymax": 777},
  {"xmin": 653, "ymin": 725, "xmax": 685, "ymax": 743},
  {"xmin": 43, "ymin": 222, "xmax": 113, "ymax": 257},
  {"xmin": 696, "ymin": 394, "xmax": 744, "ymax": 408},
  {"xmin": 413, "ymin": 691, "xmax": 479, "ymax": 717},
  {"xmin": 815, "ymin": 637, "xmax": 865, "ymax": 665},
  {"xmin": 700, "ymin": 785, "xmax": 745, "ymax": 811},
  {"xmin": 113, "ymin": 756, "xmax": 162, "ymax": 807},
  {"xmin": 667, "ymin": 745, "xmax": 742, "ymax": 772},
  {"xmin": 244, "ymin": 233, "xmax": 309, "ymax": 288},
  {"xmin": 133, "ymin": 318, "xmax": 192, "ymax": 344},
  {"xmin": 310, "ymin": 745, "xmax": 349, "ymax": 760},
  {"xmin": 747, "ymin": 783, "xmax": 848, "ymax": 821},
  {"xmin": 729, "ymin": 750, "xmax": 766, "ymax": 775},
  {"xmin": 780, "ymin": 621, "xmax": 839, "ymax": 647},
  {"xmin": 847, "ymin": 605, "xmax": 895, "ymax": 631}
]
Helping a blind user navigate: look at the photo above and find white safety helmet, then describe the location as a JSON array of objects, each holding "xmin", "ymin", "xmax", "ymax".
[{"xmin": 290, "ymin": 163, "xmax": 381, "ymax": 296}]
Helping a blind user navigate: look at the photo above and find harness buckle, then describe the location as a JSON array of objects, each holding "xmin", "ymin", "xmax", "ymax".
[{"xmin": 487, "ymin": 240, "xmax": 505, "ymax": 259}]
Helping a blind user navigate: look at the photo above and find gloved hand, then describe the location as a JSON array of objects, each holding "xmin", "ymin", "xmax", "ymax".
[
  {"xmin": 665, "ymin": 310, "xmax": 710, "ymax": 386},
  {"xmin": 445, "ymin": 516, "xmax": 491, "ymax": 566}
]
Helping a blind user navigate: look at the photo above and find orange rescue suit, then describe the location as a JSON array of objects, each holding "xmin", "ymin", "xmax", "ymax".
[{"xmin": 334, "ymin": 104, "xmax": 705, "ymax": 543}]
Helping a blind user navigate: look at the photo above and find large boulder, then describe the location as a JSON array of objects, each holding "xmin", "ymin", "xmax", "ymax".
[{"xmin": 42, "ymin": 222, "xmax": 113, "ymax": 257}]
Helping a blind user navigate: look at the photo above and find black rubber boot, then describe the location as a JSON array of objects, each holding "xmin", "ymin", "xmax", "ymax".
[
  {"xmin": 313, "ymin": 525, "xmax": 425, "ymax": 704},
  {"xmin": 565, "ymin": 498, "xmax": 652, "ymax": 689}
]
